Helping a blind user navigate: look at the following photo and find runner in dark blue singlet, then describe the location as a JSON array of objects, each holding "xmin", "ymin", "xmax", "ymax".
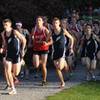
[
  {"xmin": 52, "ymin": 17, "xmax": 74, "ymax": 88},
  {"xmin": 1, "ymin": 19, "xmax": 26, "ymax": 95},
  {"xmin": 80, "ymin": 24, "xmax": 98, "ymax": 81}
]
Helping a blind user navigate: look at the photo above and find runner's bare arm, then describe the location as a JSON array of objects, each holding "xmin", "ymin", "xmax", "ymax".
[
  {"xmin": 64, "ymin": 29, "xmax": 74, "ymax": 51},
  {"xmin": 44, "ymin": 28, "xmax": 53, "ymax": 46},
  {"xmin": 1, "ymin": 32, "xmax": 6, "ymax": 48},
  {"xmin": 93, "ymin": 34, "xmax": 100, "ymax": 42},
  {"xmin": 78, "ymin": 36, "xmax": 84, "ymax": 53}
]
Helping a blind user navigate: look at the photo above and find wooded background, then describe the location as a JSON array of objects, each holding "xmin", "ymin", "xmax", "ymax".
[{"xmin": 0, "ymin": 0, "xmax": 99, "ymax": 29}]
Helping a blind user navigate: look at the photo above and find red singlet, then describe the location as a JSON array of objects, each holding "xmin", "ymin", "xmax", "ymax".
[{"xmin": 33, "ymin": 27, "xmax": 49, "ymax": 51}]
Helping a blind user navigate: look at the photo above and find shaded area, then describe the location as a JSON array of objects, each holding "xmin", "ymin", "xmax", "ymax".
[{"xmin": 0, "ymin": 0, "xmax": 99, "ymax": 30}]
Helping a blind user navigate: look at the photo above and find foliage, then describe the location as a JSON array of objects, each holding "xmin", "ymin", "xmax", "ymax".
[{"xmin": 0, "ymin": 0, "xmax": 99, "ymax": 29}]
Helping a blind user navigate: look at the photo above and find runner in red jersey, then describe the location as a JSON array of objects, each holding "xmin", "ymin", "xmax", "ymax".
[{"xmin": 32, "ymin": 16, "xmax": 52, "ymax": 85}]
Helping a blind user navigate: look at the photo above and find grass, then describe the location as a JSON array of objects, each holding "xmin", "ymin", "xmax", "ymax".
[{"xmin": 47, "ymin": 81, "xmax": 100, "ymax": 100}]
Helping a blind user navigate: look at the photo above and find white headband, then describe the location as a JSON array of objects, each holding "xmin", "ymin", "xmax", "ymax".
[{"xmin": 16, "ymin": 23, "xmax": 22, "ymax": 27}]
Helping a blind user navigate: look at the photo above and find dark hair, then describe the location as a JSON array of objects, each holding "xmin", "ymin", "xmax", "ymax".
[
  {"xmin": 53, "ymin": 17, "xmax": 61, "ymax": 22},
  {"xmin": 93, "ymin": 20, "xmax": 100, "ymax": 26},
  {"xmin": 36, "ymin": 16, "xmax": 43, "ymax": 20},
  {"xmin": 3, "ymin": 19, "xmax": 12, "ymax": 24},
  {"xmin": 85, "ymin": 23, "xmax": 92, "ymax": 29},
  {"xmin": 43, "ymin": 16, "xmax": 48, "ymax": 21}
]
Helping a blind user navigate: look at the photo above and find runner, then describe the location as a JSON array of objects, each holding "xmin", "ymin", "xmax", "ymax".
[
  {"xmin": 15, "ymin": 22, "xmax": 30, "ymax": 79},
  {"xmin": 80, "ymin": 24, "xmax": 98, "ymax": 81},
  {"xmin": 61, "ymin": 18, "xmax": 74, "ymax": 78},
  {"xmin": 32, "ymin": 16, "xmax": 52, "ymax": 86},
  {"xmin": 69, "ymin": 13, "xmax": 82, "ymax": 67},
  {"xmin": 92, "ymin": 21, "xmax": 100, "ymax": 61},
  {"xmin": 43, "ymin": 16, "xmax": 53, "ymax": 71},
  {"xmin": 43, "ymin": 16, "xmax": 53, "ymax": 33},
  {"xmin": 1, "ymin": 19, "xmax": 26, "ymax": 95},
  {"xmin": 52, "ymin": 17, "xmax": 74, "ymax": 88}
]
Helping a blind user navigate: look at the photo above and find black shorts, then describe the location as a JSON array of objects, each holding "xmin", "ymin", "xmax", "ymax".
[
  {"xmin": 33, "ymin": 50, "xmax": 49, "ymax": 55},
  {"xmin": 0, "ymin": 53, "xmax": 3, "ymax": 62},
  {"xmin": 6, "ymin": 54, "xmax": 21, "ymax": 64},
  {"xmin": 53, "ymin": 50, "xmax": 65, "ymax": 60},
  {"xmin": 81, "ymin": 51, "xmax": 96, "ymax": 60},
  {"xmin": 0, "ymin": 53, "xmax": 6, "ymax": 62},
  {"xmin": 86, "ymin": 53, "xmax": 96, "ymax": 60}
]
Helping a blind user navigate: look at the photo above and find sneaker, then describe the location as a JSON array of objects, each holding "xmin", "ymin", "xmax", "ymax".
[
  {"xmin": 91, "ymin": 75, "xmax": 96, "ymax": 81},
  {"xmin": 42, "ymin": 80, "xmax": 47, "ymax": 86},
  {"xmin": 60, "ymin": 82, "xmax": 65, "ymax": 88},
  {"xmin": 9, "ymin": 89, "xmax": 17, "ymax": 95},
  {"xmin": 86, "ymin": 75, "xmax": 91, "ymax": 81}
]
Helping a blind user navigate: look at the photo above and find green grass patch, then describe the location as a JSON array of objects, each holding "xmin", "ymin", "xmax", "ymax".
[{"xmin": 47, "ymin": 81, "xmax": 100, "ymax": 100}]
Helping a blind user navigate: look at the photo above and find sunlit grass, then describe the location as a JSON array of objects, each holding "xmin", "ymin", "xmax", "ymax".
[{"xmin": 47, "ymin": 81, "xmax": 100, "ymax": 100}]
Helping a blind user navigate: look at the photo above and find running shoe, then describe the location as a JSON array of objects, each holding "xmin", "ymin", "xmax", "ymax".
[
  {"xmin": 86, "ymin": 74, "xmax": 91, "ymax": 81},
  {"xmin": 60, "ymin": 82, "xmax": 65, "ymax": 88},
  {"xmin": 42, "ymin": 80, "xmax": 47, "ymax": 86},
  {"xmin": 91, "ymin": 75, "xmax": 96, "ymax": 81},
  {"xmin": 9, "ymin": 89, "xmax": 17, "ymax": 95}
]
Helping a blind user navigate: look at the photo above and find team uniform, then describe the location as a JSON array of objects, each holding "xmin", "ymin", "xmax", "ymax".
[
  {"xmin": 4, "ymin": 30, "xmax": 21, "ymax": 64},
  {"xmin": 52, "ymin": 29, "xmax": 67, "ymax": 60},
  {"xmin": 33, "ymin": 27, "xmax": 49, "ymax": 55},
  {"xmin": 81, "ymin": 34, "xmax": 98, "ymax": 60}
]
